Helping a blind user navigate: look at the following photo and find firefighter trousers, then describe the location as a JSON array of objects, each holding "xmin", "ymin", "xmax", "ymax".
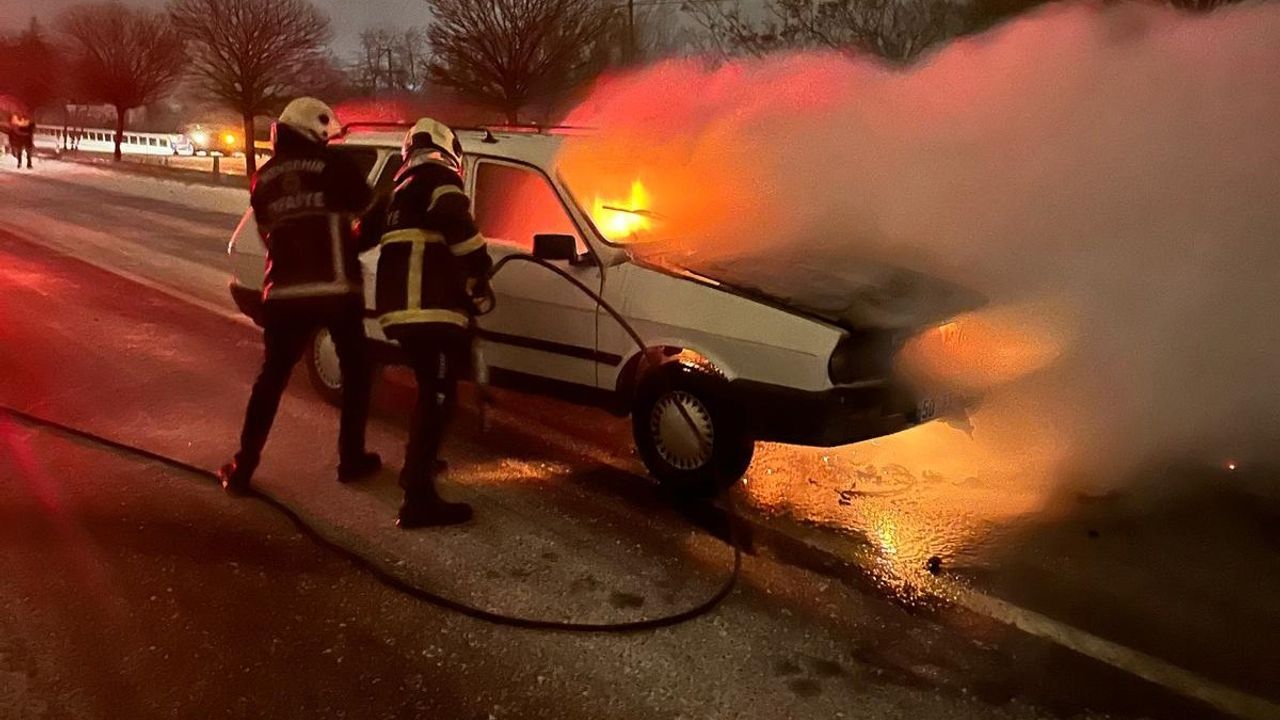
[
  {"xmin": 235, "ymin": 298, "xmax": 371, "ymax": 474},
  {"xmin": 398, "ymin": 328, "xmax": 467, "ymax": 501}
]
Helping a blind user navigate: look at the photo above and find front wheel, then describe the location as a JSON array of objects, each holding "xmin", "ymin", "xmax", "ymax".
[
  {"xmin": 306, "ymin": 327, "xmax": 343, "ymax": 406},
  {"xmin": 632, "ymin": 362, "xmax": 754, "ymax": 498}
]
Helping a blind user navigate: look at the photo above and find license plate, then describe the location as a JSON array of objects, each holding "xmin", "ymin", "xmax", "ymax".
[
  {"xmin": 917, "ymin": 394, "xmax": 954, "ymax": 423},
  {"xmin": 917, "ymin": 398, "xmax": 938, "ymax": 422}
]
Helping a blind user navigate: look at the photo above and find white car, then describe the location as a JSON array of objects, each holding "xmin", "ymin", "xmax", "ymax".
[{"xmin": 229, "ymin": 126, "xmax": 979, "ymax": 495}]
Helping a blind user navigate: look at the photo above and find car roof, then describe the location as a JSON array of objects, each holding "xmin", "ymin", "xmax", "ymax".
[{"xmin": 334, "ymin": 128, "xmax": 565, "ymax": 170}]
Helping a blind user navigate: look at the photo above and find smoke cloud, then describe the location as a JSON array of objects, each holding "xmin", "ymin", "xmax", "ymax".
[{"xmin": 560, "ymin": 2, "xmax": 1280, "ymax": 485}]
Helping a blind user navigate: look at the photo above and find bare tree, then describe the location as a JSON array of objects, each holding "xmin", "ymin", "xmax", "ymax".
[
  {"xmin": 593, "ymin": 2, "xmax": 690, "ymax": 66},
  {"xmin": 963, "ymin": 0, "xmax": 1247, "ymax": 42},
  {"xmin": 169, "ymin": 0, "xmax": 332, "ymax": 176},
  {"xmin": 688, "ymin": 0, "xmax": 963, "ymax": 63},
  {"xmin": 302, "ymin": 53, "xmax": 357, "ymax": 101},
  {"xmin": 426, "ymin": 0, "xmax": 614, "ymax": 124},
  {"xmin": 58, "ymin": 3, "xmax": 185, "ymax": 161},
  {"xmin": 0, "ymin": 19, "xmax": 64, "ymax": 115},
  {"xmin": 351, "ymin": 28, "xmax": 431, "ymax": 96}
]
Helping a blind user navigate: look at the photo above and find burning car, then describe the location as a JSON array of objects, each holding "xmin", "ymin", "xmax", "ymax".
[{"xmin": 228, "ymin": 126, "xmax": 981, "ymax": 495}]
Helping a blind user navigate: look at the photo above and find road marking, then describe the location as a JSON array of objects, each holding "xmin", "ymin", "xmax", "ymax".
[
  {"xmin": 949, "ymin": 587, "xmax": 1280, "ymax": 720},
  {"xmin": 481, "ymin": 397, "xmax": 1280, "ymax": 719}
]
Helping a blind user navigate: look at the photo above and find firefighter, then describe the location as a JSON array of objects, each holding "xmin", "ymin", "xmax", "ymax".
[
  {"xmin": 219, "ymin": 97, "xmax": 381, "ymax": 494},
  {"xmin": 377, "ymin": 118, "xmax": 491, "ymax": 529},
  {"xmin": 10, "ymin": 114, "xmax": 34, "ymax": 169}
]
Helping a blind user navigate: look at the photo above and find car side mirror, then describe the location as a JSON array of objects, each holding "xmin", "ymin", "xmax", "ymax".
[{"xmin": 532, "ymin": 233, "xmax": 578, "ymax": 262}]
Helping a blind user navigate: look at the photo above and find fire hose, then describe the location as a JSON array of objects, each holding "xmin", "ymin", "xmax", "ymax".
[{"xmin": 0, "ymin": 252, "xmax": 742, "ymax": 633}]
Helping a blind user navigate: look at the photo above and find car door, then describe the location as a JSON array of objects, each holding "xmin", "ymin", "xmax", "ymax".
[
  {"xmin": 470, "ymin": 158, "xmax": 602, "ymax": 388},
  {"xmin": 358, "ymin": 149, "xmax": 403, "ymax": 342}
]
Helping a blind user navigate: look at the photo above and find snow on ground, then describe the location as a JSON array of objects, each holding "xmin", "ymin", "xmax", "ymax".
[
  {"xmin": 0, "ymin": 160, "xmax": 246, "ymax": 317},
  {"xmin": 0, "ymin": 157, "xmax": 250, "ymax": 216}
]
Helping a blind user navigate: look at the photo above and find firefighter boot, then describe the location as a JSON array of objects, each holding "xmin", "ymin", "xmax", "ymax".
[
  {"xmin": 217, "ymin": 461, "xmax": 253, "ymax": 497},
  {"xmin": 396, "ymin": 472, "xmax": 472, "ymax": 530},
  {"xmin": 338, "ymin": 451, "xmax": 382, "ymax": 483},
  {"xmin": 397, "ymin": 496, "xmax": 473, "ymax": 529}
]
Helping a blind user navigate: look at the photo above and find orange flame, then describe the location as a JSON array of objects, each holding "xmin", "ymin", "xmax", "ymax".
[{"xmin": 591, "ymin": 180, "xmax": 653, "ymax": 241}]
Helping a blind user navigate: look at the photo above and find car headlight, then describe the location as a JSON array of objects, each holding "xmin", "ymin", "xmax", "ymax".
[{"xmin": 828, "ymin": 330, "xmax": 899, "ymax": 385}]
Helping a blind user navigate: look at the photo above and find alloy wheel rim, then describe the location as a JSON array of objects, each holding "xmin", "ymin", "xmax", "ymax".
[
  {"xmin": 650, "ymin": 390, "xmax": 714, "ymax": 470},
  {"xmin": 313, "ymin": 330, "xmax": 343, "ymax": 390}
]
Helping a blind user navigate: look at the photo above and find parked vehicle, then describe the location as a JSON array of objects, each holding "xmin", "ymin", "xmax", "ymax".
[{"xmin": 228, "ymin": 126, "xmax": 977, "ymax": 495}]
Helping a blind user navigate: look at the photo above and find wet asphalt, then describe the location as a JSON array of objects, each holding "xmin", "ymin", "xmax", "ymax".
[{"xmin": 1, "ymin": 161, "xmax": 1275, "ymax": 719}]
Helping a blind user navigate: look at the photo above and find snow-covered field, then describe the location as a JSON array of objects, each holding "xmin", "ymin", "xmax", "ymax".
[{"xmin": 1, "ymin": 157, "xmax": 250, "ymax": 216}]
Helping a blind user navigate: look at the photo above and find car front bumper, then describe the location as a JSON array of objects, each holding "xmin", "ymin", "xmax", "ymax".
[{"xmin": 730, "ymin": 379, "xmax": 924, "ymax": 447}]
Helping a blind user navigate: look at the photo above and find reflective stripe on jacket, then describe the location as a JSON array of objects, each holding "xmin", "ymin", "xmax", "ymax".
[
  {"xmin": 250, "ymin": 126, "xmax": 374, "ymax": 305},
  {"xmin": 375, "ymin": 153, "xmax": 492, "ymax": 333}
]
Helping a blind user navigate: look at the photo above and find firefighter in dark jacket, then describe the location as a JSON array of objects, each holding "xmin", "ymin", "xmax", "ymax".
[
  {"xmin": 377, "ymin": 118, "xmax": 492, "ymax": 529},
  {"xmin": 219, "ymin": 97, "xmax": 381, "ymax": 494}
]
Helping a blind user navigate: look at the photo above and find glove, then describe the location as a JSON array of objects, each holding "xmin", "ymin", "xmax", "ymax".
[
  {"xmin": 465, "ymin": 275, "xmax": 488, "ymax": 297},
  {"xmin": 466, "ymin": 276, "xmax": 495, "ymax": 315}
]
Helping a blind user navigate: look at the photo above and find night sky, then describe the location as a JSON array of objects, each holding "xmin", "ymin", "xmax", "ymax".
[{"xmin": 0, "ymin": 0, "xmax": 427, "ymax": 56}]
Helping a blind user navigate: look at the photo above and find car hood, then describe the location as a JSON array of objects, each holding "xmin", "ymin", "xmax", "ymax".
[{"xmin": 644, "ymin": 249, "xmax": 987, "ymax": 331}]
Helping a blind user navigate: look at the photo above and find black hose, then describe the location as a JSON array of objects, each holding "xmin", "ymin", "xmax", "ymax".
[
  {"xmin": 1, "ymin": 403, "xmax": 740, "ymax": 632},
  {"xmin": 481, "ymin": 254, "xmax": 713, "ymax": 457},
  {"xmin": 0, "ymin": 252, "xmax": 742, "ymax": 632}
]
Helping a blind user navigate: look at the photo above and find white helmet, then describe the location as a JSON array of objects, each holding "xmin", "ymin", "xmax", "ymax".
[
  {"xmin": 274, "ymin": 97, "xmax": 341, "ymax": 147},
  {"xmin": 402, "ymin": 117, "xmax": 463, "ymax": 168}
]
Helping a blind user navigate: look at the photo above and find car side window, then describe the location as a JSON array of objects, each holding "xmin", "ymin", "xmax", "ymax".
[
  {"xmin": 473, "ymin": 161, "xmax": 581, "ymax": 253},
  {"xmin": 373, "ymin": 153, "xmax": 403, "ymax": 195},
  {"xmin": 333, "ymin": 146, "xmax": 380, "ymax": 182}
]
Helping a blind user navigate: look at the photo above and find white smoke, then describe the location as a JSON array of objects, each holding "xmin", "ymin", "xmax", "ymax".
[{"xmin": 560, "ymin": 2, "xmax": 1280, "ymax": 485}]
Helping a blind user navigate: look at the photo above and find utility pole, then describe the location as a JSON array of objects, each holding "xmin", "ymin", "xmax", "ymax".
[{"xmin": 626, "ymin": 0, "xmax": 635, "ymax": 63}]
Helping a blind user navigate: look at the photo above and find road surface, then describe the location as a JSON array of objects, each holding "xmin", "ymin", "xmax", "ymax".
[{"xmin": 1, "ymin": 160, "xmax": 1276, "ymax": 719}]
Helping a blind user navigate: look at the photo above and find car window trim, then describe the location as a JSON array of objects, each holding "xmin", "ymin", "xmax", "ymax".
[
  {"xmin": 333, "ymin": 144, "xmax": 382, "ymax": 182},
  {"xmin": 468, "ymin": 155, "xmax": 605, "ymax": 270},
  {"xmin": 371, "ymin": 150, "xmax": 403, "ymax": 190}
]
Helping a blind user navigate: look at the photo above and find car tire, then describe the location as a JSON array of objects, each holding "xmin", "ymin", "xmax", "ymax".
[
  {"xmin": 632, "ymin": 362, "xmax": 754, "ymax": 498},
  {"xmin": 306, "ymin": 327, "xmax": 343, "ymax": 407}
]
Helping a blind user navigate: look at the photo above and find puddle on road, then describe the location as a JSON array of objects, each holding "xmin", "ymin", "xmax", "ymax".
[{"xmin": 738, "ymin": 416, "xmax": 1061, "ymax": 601}]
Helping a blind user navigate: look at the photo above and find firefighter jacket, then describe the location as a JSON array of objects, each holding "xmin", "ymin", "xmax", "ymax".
[
  {"xmin": 375, "ymin": 152, "xmax": 492, "ymax": 336},
  {"xmin": 250, "ymin": 125, "xmax": 374, "ymax": 306}
]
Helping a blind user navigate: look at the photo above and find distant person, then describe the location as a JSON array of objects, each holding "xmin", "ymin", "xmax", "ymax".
[
  {"xmin": 376, "ymin": 118, "xmax": 492, "ymax": 529},
  {"xmin": 10, "ymin": 114, "xmax": 34, "ymax": 169},
  {"xmin": 218, "ymin": 97, "xmax": 381, "ymax": 495}
]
